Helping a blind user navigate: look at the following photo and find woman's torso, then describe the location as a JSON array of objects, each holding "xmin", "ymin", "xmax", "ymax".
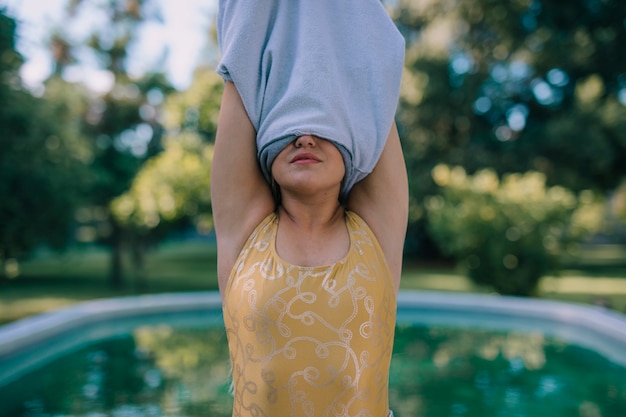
[{"xmin": 222, "ymin": 211, "xmax": 396, "ymax": 417}]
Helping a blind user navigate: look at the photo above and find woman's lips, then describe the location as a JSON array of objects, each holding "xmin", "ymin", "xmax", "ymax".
[{"xmin": 291, "ymin": 152, "xmax": 321, "ymax": 163}]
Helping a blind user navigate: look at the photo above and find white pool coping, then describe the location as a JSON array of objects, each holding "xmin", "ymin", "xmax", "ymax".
[
  {"xmin": 396, "ymin": 291, "xmax": 626, "ymax": 366},
  {"xmin": 1, "ymin": 290, "xmax": 626, "ymax": 385},
  {"xmin": 0, "ymin": 291, "xmax": 223, "ymax": 355}
]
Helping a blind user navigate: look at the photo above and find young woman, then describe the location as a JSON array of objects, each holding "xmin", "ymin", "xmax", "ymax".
[{"xmin": 211, "ymin": 81, "xmax": 408, "ymax": 416}]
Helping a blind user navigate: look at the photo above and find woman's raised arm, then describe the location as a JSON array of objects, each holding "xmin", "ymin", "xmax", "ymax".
[
  {"xmin": 347, "ymin": 122, "xmax": 409, "ymax": 292},
  {"xmin": 211, "ymin": 81, "xmax": 275, "ymax": 291}
]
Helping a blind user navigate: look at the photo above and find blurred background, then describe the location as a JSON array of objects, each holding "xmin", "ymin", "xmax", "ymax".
[{"xmin": 1, "ymin": 0, "xmax": 625, "ymax": 323}]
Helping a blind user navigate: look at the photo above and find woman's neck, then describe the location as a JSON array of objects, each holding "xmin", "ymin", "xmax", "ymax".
[
  {"xmin": 275, "ymin": 197, "xmax": 349, "ymax": 267},
  {"xmin": 279, "ymin": 194, "xmax": 344, "ymax": 227}
]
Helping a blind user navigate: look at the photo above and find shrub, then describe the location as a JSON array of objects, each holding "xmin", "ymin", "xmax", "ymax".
[{"xmin": 425, "ymin": 165, "xmax": 603, "ymax": 296}]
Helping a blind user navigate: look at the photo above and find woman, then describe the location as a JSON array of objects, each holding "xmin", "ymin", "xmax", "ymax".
[{"xmin": 211, "ymin": 81, "xmax": 408, "ymax": 416}]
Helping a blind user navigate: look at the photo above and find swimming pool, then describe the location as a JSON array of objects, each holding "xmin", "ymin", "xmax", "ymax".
[{"xmin": 1, "ymin": 291, "xmax": 625, "ymax": 417}]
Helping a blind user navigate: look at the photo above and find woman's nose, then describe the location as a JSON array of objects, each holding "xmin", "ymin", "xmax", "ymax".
[{"xmin": 294, "ymin": 135, "xmax": 316, "ymax": 148}]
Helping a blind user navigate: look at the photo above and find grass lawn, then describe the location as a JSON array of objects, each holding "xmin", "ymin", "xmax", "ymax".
[
  {"xmin": 1, "ymin": 241, "xmax": 625, "ymax": 325},
  {"xmin": 0, "ymin": 241, "xmax": 219, "ymax": 325}
]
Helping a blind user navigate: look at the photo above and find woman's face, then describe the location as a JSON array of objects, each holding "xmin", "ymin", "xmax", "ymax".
[{"xmin": 271, "ymin": 135, "xmax": 345, "ymax": 199}]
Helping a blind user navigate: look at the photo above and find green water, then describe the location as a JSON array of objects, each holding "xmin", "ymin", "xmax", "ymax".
[{"xmin": 1, "ymin": 324, "xmax": 625, "ymax": 417}]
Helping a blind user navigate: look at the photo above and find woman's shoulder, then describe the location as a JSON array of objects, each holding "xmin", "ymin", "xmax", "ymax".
[
  {"xmin": 250, "ymin": 211, "xmax": 279, "ymax": 239},
  {"xmin": 345, "ymin": 210, "xmax": 377, "ymax": 240},
  {"xmin": 215, "ymin": 209, "xmax": 277, "ymax": 290}
]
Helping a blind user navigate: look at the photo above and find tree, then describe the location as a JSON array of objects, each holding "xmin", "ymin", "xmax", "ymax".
[
  {"xmin": 0, "ymin": 11, "xmax": 89, "ymax": 279},
  {"xmin": 390, "ymin": 0, "xmax": 626, "ymax": 256},
  {"xmin": 111, "ymin": 68, "xmax": 223, "ymax": 238},
  {"xmin": 162, "ymin": 68, "xmax": 224, "ymax": 143},
  {"xmin": 48, "ymin": 0, "xmax": 176, "ymax": 288},
  {"xmin": 426, "ymin": 166, "xmax": 603, "ymax": 295},
  {"xmin": 108, "ymin": 68, "xmax": 222, "ymax": 287}
]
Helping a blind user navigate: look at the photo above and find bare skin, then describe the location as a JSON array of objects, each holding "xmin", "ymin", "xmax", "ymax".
[
  {"xmin": 271, "ymin": 134, "xmax": 350, "ymax": 267},
  {"xmin": 211, "ymin": 81, "xmax": 408, "ymax": 295}
]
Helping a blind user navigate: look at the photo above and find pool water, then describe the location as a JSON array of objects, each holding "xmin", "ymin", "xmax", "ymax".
[
  {"xmin": 1, "ymin": 322, "xmax": 625, "ymax": 417},
  {"xmin": 391, "ymin": 325, "xmax": 626, "ymax": 417}
]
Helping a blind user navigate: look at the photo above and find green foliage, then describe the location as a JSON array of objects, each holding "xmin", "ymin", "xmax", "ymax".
[
  {"xmin": 163, "ymin": 68, "xmax": 224, "ymax": 141},
  {"xmin": 425, "ymin": 165, "xmax": 604, "ymax": 295},
  {"xmin": 43, "ymin": 0, "xmax": 181, "ymax": 287},
  {"xmin": 110, "ymin": 133, "xmax": 213, "ymax": 234},
  {"xmin": 84, "ymin": 78, "xmax": 166, "ymax": 206},
  {"xmin": 391, "ymin": 0, "xmax": 626, "ymax": 256},
  {"xmin": 0, "ymin": 11, "xmax": 22, "ymax": 79},
  {"xmin": 108, "ymin": 67, "xmax": 224, "ymax": 238},
  {"xmin": 0, "ymin": 13, "xmax": 89, "ymax": 270},
  {"xmin": 0, "ymin": 0, "xmax": 223, "ymax": 287}
]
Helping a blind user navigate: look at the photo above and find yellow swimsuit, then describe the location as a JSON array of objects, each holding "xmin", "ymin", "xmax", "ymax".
[{"xmin": 223, "ymin": 211, "xmax": 396, "ymax": 417}]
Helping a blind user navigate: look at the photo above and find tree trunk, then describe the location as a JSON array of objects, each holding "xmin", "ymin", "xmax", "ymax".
[
  {"xmin": 131, "ymin": 232, "xmax": 148, "ymax": 291},
  {"xmin": 109, "ymin": 224, "xmax": 124, "ymax": 290}
]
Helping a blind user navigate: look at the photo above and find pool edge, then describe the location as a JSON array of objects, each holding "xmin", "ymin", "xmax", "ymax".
[{"xmin": 1, "ymin": 290, "xmax": 626, "ymax": 375}]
